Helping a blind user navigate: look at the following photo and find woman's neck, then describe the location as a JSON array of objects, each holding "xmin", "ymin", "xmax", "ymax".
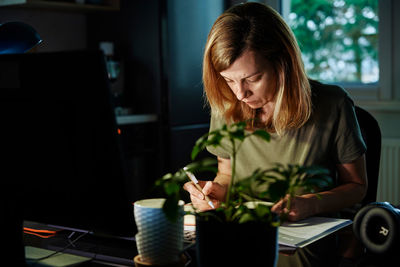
[{"xmin": 258, "ymin": 101, "xmax": 275, "ymax": 123}]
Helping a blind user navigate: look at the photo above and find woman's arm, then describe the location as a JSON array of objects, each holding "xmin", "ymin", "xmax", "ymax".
[
  {"xmin": 211, "ymin": 157, "xmax": 232, "ymax": 188},
  {"xmin": 272, "ymin": 154, "xmax": 368, "ymax": 221},
  {"xmin": 183, "ymin": 157, "xmax": 232, "ymax": 211}
]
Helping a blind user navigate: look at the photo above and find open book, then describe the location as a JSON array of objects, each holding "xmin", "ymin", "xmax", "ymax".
[{"xmin": 278, "ymin": 216, "xmax": 352, "ymax": 248}]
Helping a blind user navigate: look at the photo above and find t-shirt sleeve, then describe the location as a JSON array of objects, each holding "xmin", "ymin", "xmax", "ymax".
[
  {"xmin": 333, "ymin": 92, "xmax": 367, "ymax": 164},
  {"xmin": 206, "ymin": 113, "xmax": 231, "ymax": 159}
]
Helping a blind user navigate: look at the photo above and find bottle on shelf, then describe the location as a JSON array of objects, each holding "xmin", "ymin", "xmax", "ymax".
[{"xmin": 99, "ymin": 41, "xmax": 120, "ymax": 82}]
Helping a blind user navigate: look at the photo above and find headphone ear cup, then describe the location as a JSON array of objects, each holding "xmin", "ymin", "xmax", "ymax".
[
  {"xmin": 353, "ymin": 204, "xmax": 375, "ymax": 240},
  {"xmin": 359, "ymin": 206, "xmax": 399, "ymax": 255},
  {"xmin": 353, "ymin": 202, "xmax": 393, "ymax": 240}
]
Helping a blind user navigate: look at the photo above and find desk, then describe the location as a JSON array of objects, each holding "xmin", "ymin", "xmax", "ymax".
[
  {"xmin": 23, "ymin": 222, "xmax": 138, "ymax": 267},
  {"xmin": 22, "ymin": 219, "xmax": 385, "ymax": 267},
  {"xmin": 23, "ymin": 221, "xmax": 197, "ymax": 267}
]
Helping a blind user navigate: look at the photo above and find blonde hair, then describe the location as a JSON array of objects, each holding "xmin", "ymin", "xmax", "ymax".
[{"xmin": 203, "ymin": 2, "xmax": 311, "ymax": 134}]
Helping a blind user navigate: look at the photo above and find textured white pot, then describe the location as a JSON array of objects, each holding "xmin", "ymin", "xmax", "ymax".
[{"xmin": 134, "ymin": 198, "xmax": 184, "ymax": 265}]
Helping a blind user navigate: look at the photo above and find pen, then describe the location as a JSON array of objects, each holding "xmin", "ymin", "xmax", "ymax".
[{"xmin": 183, "ymin": 167, "xmax": 215, "ymax": 209}]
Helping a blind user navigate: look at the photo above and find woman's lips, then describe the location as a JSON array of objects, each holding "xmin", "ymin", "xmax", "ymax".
[{"xmin": 243, "ymin": 99, "xmax": 257, "ymax": 105}]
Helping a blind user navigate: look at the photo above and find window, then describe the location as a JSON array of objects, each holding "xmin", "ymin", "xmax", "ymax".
[
  {"xmin": 284, "ymin": 0, "xmax": 378, "ymax": 85},
  {"xmin": 275, "ymin": 0, "xmax": 400, "ymax": 103},
  {"xmin": 265, "ymin": 0, "xmax": 398, "ymax": 103}
]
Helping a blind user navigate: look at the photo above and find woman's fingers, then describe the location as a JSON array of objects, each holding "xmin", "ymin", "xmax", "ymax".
[
  {"xmin": 271, "ymin": 195, "xmax": 310, "ymax": 222},
  {"xmin": 203, "ymin": 181, "xmax": 228, "ymax": 201},
  {"xmin": 183, "ymin": 181, "xmax": 204, "ymax": 200},
  {"xmin": 183, "ymin": 180, "xmax": 225, "ymax": 211},
  {"xmin": 202, "ymin": 181, "xmax": 213, "ymax": 195},
  {"xmin": 271, "ymin": 195, "xmax": 288, "ymax": 214}
]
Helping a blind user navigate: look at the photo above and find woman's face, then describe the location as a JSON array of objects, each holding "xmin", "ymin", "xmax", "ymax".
[{"xmin": 219, "ymin": 49, "xmax": 276, "ymax": 110}]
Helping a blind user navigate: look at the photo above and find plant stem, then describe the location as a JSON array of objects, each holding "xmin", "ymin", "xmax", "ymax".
[
  {"xmin": 286, "ymin": 194, "xmax": 292, "ymax": 212},
  {"xmin": 225, "ymin": 137, "xmax": 236, "ymax": 206}
]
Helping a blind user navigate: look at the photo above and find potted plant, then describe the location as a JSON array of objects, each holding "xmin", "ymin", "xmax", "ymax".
[{"xmin": 154, "ymin": 120, "xmax": 331, "ymax": 267}]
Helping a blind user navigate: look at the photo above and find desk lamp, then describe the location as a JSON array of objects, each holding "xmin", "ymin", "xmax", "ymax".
[{"xmin": 0, "ymin": 21, "xmax": 42, "ymax": 54}]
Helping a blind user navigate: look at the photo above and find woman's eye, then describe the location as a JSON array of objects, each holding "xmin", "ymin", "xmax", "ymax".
[{"xmin": 247, "ymin": 76, "xmax": 261, "ymax": 83}]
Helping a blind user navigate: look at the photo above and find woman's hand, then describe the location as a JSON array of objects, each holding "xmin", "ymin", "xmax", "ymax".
[
  {"xmin": 183, "ymin": 180, "xmax": 227, "ymax": 211},
  {"xmin": 271, "ymin": 194, "xmax": 317, "ymax": 222},
  {"xmin": 272, "ymin": 155, "xmax": 368, "ymax": 222}
]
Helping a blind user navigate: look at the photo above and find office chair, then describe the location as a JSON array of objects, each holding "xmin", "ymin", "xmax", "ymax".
[
  {"xmin": 355, "ymin": 106, "xmax": 382, "ymax": 206},
  {"xmin": 338, "ymin": 106, "xmax": 382, "ymax": 266}
]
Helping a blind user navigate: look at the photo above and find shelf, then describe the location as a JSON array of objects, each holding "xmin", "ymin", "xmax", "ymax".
[
  {"xmin": 0, "ymin": 0, "xmax": 120, "ymax": 12},
  {"xmin": 116, "ymin": 114, "xmax": 158, "ymax": 125}
]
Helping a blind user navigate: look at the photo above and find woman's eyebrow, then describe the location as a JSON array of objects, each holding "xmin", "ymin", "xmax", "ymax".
[
  {"xmin": 220, "ymin": 74, "xmax": 232, "ymax": 80},
  {"xmin": 220, "ymin": 71, "xmax": 262, "ymax": 80},
  {"xmin": 244, "ymin": 72, "xmax": 262, "ymax": 79}
]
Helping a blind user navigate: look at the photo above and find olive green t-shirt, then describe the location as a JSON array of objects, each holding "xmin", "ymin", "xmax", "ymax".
[{"xmin": 206, "ymin": 80, "xmax": 366, "ymax": 188}]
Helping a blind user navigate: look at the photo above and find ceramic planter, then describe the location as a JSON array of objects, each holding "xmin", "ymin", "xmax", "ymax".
[{"xmin": 134, "ymin": 198, "xmax": 184, "ymax": 265}]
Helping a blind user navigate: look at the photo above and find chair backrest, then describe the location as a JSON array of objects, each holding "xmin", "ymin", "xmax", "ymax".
[{"xmin": 355, "ymin": 106, "xmax": 382, "ymax": 206}]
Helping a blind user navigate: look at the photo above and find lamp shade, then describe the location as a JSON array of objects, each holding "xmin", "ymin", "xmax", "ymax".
[{"xmin": 0, "ymin": 21, "xmax": 42, "ymax": 54}]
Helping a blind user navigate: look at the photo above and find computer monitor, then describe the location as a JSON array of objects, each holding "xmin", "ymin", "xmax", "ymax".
[{"xmin": 0, "ymin": 50, "xmax": 136, "ymax": 239}]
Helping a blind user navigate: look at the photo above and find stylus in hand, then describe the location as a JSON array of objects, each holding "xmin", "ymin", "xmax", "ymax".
[{"xmin": 183, "ymin": 167, "xmax": 215, "ymax": 209}]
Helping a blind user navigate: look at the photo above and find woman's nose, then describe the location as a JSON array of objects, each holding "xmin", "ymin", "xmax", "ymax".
[{"xmin": 235, "ymin": 83, "xmax": 248, "ymax": 101}]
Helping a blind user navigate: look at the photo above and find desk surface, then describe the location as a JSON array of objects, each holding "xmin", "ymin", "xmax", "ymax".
[
  {"xmin": 23, "ymin": 221, "xmax": 197, "ymax": 267},
  {"xmin": 24, "ymin": 217, "xmax": 297, "ymax": 267},
  {"xmin": 23, "ymin": 223, "xmax": 138, "ymax": 267}
]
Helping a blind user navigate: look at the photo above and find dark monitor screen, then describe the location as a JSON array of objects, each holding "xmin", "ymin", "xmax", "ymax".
[{"xmin": 0, "ymin": 50, "xmax": 136, "ymax": 239}]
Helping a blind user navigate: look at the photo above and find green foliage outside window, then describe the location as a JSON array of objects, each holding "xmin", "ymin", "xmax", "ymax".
[{"xmin": 287, "ymin": 0, "xmax": 378, "ymax": 84}]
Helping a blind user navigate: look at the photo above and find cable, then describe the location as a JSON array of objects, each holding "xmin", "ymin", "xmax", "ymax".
[
  {"xmin": 23, "ymin": 227, "xmax": 58, "ymax": 238},
  {"xmin": 24, "ymin": 227, "xmax": 58, "ymax": 234},
  {"xmin": 26, "ymin": 230, "xmax": 90, "ymax": 266},
  {"xmin": 23, "ymin": 231, "xmax": 56, "ymax": 239}
]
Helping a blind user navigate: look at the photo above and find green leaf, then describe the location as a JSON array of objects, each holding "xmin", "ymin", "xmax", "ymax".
[
  {"xmin": 267, "ymin": 180, "xmax": 290, "ymax": 202},
  {"xmin": 191, "ymin": 133, "xmax": 210, "ymax": 160},
  {"xmin": 185, "ymin": 158, "xmax": 218, "ymax": 174},
  {"xmin": 224, "ymin": 206, "xmax": 234, "ymax": 221},
  {"xmin": 252, "ymin": 129, "xmax": 271, "ymax": 142},
  {"xmin": 191, "ymin": 145, "xmax": 201, "ymax": 161},
  {"xmin": 162, "ymin": 173, "xmax": 173, "ymax": 180},
  {"xmin": 305, "ymin": 177, "xmax": 331, "ymax": 188},
  {"xmin": 164, "ymin": 182, "xmax": 180, "ymax": 196},
  {"xmin": 302, "ymin": 165, "xmax": 330, "ymax": 176},
  {"xmin": 238, "ymin": 213, "xmax": 255, "ymax": 224},
  {"xmin": 207, "ymin": 132, "xmax": 223, "ymax": 146},
  {"xmin": 231, "ymin": 206, "xmax": 245, "ymax": 221},
  {"xmin": 254, "ymin": 204, "xmax": 270, "ymax": 218},
  {"xmin": 230, "ymin": 129, "xmax": 245, "ymax": 141},
  {"xmin": 163, "ymin": 197, "xmax": 181, "ymax": 222}
]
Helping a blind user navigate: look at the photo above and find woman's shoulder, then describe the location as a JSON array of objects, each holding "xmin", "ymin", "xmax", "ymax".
[
  {"xmin": 309, "ymin": 79, "xmax": 353, "ymax": 107},
  {"xmin": 310, "ymin": 79, "xmax": 349, "ymax": 99},
  {"xmin": 210, "ymin": 110, "xmax": 228, "ymax": 130}
]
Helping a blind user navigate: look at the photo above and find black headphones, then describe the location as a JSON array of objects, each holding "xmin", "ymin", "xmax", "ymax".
[{"xmin": 353, "ymin": 201, "xmax": 400, "ymax": 255}]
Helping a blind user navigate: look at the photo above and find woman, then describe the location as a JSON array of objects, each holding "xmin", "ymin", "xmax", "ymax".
[{"xmin": 184, "ymin": 2, "xmax": 367, "ymax": 266}]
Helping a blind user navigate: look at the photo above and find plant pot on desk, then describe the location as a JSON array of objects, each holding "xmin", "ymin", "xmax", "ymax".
[
  {"xmin": 133, "ymin": 198, "xmax": 185, "ymax": 266},
  {"xmin": 195, "ymin": 211, "xmax": 279, "ymax": 267},
  {"xmin": 133, "ymin": 254, "xmax": 188, "ymax": 267}
]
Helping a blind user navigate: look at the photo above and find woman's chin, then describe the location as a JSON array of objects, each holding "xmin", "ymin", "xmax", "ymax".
[{"xmin": 245, "ymin": 101, "xmax": 260, "ymax": 109}]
